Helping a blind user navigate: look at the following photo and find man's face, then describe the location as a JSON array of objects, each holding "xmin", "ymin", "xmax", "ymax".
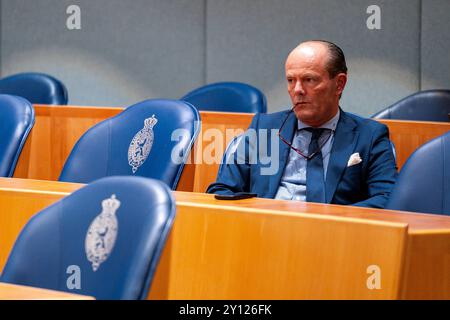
[{"xmin": 285, "ymin": 43, "xmax": 346, "ymax": 127}]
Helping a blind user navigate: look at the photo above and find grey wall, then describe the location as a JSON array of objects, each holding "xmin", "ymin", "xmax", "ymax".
[
  {"xmin": 1, "ymin": 0, "xmax": 449, "ymax": 116},
  {"xmin": 421, "ymin": 0, "xmax": 450, "ymax": 91},
  {"xmin": 1, "ymin": 0, "xmax": 205, "ymax": 106}
]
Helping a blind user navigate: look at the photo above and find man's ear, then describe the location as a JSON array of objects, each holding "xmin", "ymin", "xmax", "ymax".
[{"xmin": 335, "ymin": 73, "xmax": 347, "ymax": 96}]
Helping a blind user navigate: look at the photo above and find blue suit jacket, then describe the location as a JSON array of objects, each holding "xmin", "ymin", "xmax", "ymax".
[{"xmin": 207, "ymin": 109, "xmax": 398, "ymax": 208}]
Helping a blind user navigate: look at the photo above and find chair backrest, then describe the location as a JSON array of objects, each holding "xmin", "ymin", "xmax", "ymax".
[
  {"xmin": 181, "ymin": 81, "xmax": 267, "ymax": 113},
  {"xmin": 0, "ymin": 94, "xmax": 35, "ymax": 177},
  {"xmin": 59, "ymin": 99, "xmax": 200, "ymax": 189},
  {"xmin": 0, "ymin": 176, "xmax": 176, "ymax": 300},
  {"xmin": 371, "ymin": 89, "xmax": 450, "ymax": 122},
  {"xmin": 222, "ymin": 133, "xmax": 244, "ymax": 165},
  {"xmin": 0, "ymin": 72, "xmax": 68, "ymax": 105},
  {"xmin": 205, "ymin": 133, "xmax": 244, "ymax": 193},
  {"xmin": 386, "ymin": 131, "xmax": 450, "ymax": 215}
]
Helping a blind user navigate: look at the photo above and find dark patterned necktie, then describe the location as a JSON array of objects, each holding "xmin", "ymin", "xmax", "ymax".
[{"xmin": 305, "ymin": 128, "xmax": 326, "ymax": 203}]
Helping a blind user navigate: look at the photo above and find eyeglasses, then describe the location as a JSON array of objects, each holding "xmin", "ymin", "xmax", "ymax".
[{"xmin": 277, "ymin": 109, "xmax": 333, "ymax": 160}]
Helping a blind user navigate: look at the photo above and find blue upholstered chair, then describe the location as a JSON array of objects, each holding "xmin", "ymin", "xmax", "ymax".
[
  {"xmin": 181, "ymin": 81, "xmax": 267, "ymax": 113},
  {"xmin": 0, "ymin": 176, "xmax": 175, "ymax": 300},
  {"xmin": 59, "ymin": 99, "xmax": 200, "ymax": 189},
  {"xmin": 205, "ymin": 133, "xmax": 245, "ymax": 193},
  {"xmin": 221, "ymin": 134, "xmax": 244, "ymax": 166},
  {"xmin": 371, "ymin": 90, "xmax": 450, "ymax": 122},
  {"xmin": 386, "ymin": 131, "xmax": 450, "ymax": 216},
  {"xmin": 0, "ymin": 94, "xmax": 35, "ymax": 177},
  {"xmin": 0, "ymin": 72, "xmax": 68, "ymax": 105}
]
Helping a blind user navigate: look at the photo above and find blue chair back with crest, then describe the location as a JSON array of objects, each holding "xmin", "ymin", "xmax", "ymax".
[
  {"xmin": 0, "ymin": 176, "xmax": 175, "ymax": 300},
  {"xmin": 59, "ymin": 99, "xmax": 200, "ymax": 189}
]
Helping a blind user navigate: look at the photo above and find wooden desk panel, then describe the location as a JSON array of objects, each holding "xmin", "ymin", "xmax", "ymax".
[
  {"xmin": 1, "ymin": 178, "xmax": 449, "ymax": 299},
  {"xmin": 14, "ymin": 105, "xmax": 123, "ymax": 181},
  {"xmin": 377, "ymin": 119, "xmax": 450, "ymax": 172},
  {"xmin": 0, "ymin": 282, "xmax": 94, "ymax": 300},
  {"xmin": 190, "ymin": 111, "xmax": 253, "ymax": 192},
  {"xmin": 150, "ymin": 199, "xmax": 408, "ymax": 299}
]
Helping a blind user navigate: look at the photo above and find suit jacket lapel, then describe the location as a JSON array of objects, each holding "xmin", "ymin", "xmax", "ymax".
[
  {"xmin": 267, "ymin": 111, "xmax": 296, "ymax": 197},
  {"xmin": 325, "ymin": 111, "xmax": 358, "ymax": 203}
]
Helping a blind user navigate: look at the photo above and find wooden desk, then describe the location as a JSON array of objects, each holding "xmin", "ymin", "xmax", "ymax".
[
  {"xmin": 1, "ymin": 178, "xmax": 449, "ymax": 299},
  {"xmin": 13, "ymin": 105, "xmax": 450, "ymax": 193},
  {"xmin": 13, "ymin": 105, "xmax": 123, "ymax": 182},
  {"xmin": 0, "ymin": 282, "xmax": 94, "ymax": 300}
]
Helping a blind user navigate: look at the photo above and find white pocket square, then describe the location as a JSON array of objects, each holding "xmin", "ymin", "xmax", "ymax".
[{"xmin": 347, "ymin": 152, "xmax": 362, "ymax": 167}]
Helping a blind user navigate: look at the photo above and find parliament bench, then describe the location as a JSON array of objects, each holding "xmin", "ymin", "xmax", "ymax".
[
  {"xmin": 13, "ymin": 105, "xmax": 450, "ymax": 193},
  {"xmin": 1, "ymin": 177, "xmax": 449, "ymax": 299}
]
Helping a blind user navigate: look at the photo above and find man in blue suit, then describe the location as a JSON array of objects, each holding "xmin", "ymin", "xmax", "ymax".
[{"xmin": 207, "ymin": 40, "xmax": 397, "ymax": 208}]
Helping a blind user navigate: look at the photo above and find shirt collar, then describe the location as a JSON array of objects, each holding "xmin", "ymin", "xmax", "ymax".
[{"xmin": 297, "ymin": 108, "xmax": 340, "ymax": 132}]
